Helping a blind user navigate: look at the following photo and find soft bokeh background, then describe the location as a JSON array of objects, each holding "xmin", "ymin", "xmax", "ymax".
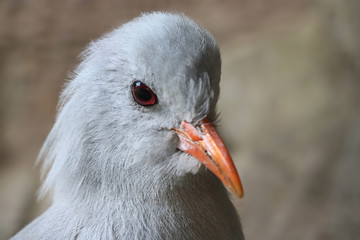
[{"xmin": 1, "ymin": 0, "xmax": 359, "ymax": 239}]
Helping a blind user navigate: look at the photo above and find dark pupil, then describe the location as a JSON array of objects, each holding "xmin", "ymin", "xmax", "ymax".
[{"xmin": 136, "ymin": 87, "xmax": 152, "ymax": 101}]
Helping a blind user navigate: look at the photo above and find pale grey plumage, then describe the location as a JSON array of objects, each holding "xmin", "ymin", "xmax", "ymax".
[{"xmin": 12, "ymin": 12, "xmax": 244, "ymax": 240}]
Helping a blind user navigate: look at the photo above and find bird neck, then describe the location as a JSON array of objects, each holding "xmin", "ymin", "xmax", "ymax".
[
  {"xmin": 55, "ymin": 166, "xmax": 225, "ymax": 206},
  {"xmin": 51, "ymin": 169, "xmax": 243, "ymax": 239}
]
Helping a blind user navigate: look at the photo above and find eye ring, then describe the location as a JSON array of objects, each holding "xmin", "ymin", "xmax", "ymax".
[{"xmin": 132, "ymin": 81, "xmax": 158, "ymax": 106}]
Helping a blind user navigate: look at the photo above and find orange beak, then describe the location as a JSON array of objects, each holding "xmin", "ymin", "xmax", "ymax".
[{"xmin": 172, "ymin": 118, "xmax": 244, "ymax": 198}]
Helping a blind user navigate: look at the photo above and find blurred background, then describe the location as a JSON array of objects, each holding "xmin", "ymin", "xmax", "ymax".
[{"xmin": 1, "ymin": 0, "xmax": 359, "ymax": 239}]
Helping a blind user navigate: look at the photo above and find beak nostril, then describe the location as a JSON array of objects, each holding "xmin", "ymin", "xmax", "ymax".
[{"xmin": 181, "ymin": 121, "xmax": 203, "ymax": 141}]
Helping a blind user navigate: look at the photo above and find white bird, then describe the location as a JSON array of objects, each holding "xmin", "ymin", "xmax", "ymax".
[{"xmin": 12, "ymin": 12, "xmax": 244, "ymax": 240}]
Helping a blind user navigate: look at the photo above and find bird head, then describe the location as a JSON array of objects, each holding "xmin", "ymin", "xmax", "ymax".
[{"xmin": 40, "ymin": 12, "xmax": 243, "ymax": 202}]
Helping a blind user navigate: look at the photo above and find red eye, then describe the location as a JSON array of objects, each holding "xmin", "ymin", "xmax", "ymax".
[{"xmin": 132, "ymin": 81, "xmax": 158, "ymax": 106}]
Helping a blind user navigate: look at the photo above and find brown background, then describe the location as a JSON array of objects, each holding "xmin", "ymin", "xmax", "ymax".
[{"xmin": 1, "ymin": 0, "xmax": 359, "ymax": 239}]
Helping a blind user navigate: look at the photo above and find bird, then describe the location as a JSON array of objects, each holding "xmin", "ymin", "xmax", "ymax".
[{"xmin": 12, "ymin": 12, "xmax": 244, "ymax": 240}]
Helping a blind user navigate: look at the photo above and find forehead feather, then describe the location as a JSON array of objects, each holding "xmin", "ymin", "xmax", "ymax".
[{"xmin": 80, "ymin": 12, "xmax": 221, "ymax": 122}]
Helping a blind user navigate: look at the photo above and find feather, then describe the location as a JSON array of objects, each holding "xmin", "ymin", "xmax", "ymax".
[{"xmin": 12, "ymin": 12, "xmax": 243, "ymax": 240}]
